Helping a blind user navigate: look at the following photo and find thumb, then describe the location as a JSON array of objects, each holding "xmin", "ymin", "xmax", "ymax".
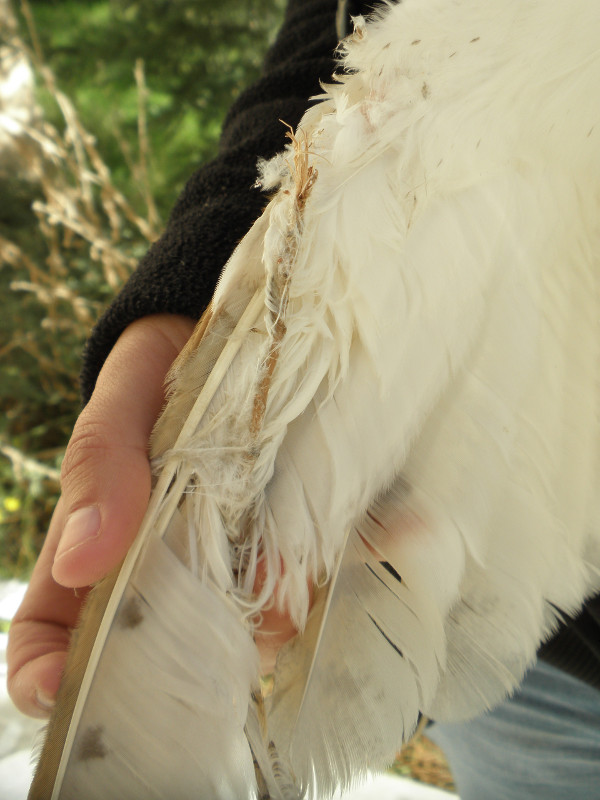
[{"xmin": 52, "ymin": 314, "xmax": 196, "ymax": 588}]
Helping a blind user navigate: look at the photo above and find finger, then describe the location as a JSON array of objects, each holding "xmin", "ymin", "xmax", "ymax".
[
  {"xmin": 253, "ymin": 557, "xmax": 314, "ymax": 675},
  {"xmin": 7, "ymin": 314, "xmax": 195, "ymax": 716},
  {"xmin": 52, "ymin": 314, "xmax": 195, "ymax": 588},
  {"xmin": 7, "ymin": 497, "xmax": 84, "ymax": 717}
]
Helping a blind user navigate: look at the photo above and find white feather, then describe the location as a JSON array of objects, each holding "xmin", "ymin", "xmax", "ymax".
[
  {"xmin": 54, "ymin": 535, "xmax": 259, "ymax": 800},
  {"xmin": 31, "ymin": 1, "xmax": 600, "ymax": 798}
]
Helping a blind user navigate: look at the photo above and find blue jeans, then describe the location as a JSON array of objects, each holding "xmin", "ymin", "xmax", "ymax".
[{"xmin": 428, "ymin": 661, "xmax": 600, "ymax": 800}]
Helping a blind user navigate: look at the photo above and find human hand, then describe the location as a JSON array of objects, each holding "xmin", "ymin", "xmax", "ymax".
[
  {"xmin": 7, "ymin": 313, "xmax": 196, "ymax": 718},
  {"xmin": 7, "ymin": 311, "xmax": 304, "ymax": 718}
]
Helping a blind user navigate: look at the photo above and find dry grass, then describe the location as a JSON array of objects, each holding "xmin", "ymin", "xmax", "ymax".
[
  {"xmin": 0, "ymin": 0, "xmax": 158, "ymax": 573},
  {"xmin": 393, "ymin": 733, "xmax": 456, "ymax": 793}
]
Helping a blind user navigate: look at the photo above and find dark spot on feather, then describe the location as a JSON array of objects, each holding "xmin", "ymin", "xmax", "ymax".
[
  {"xmin": 476, "ymin": 139, "xmax": 481, "ymax": 149},
  {"xmin": 251, "ymin": 689, "xmax": 262, "ymax": 705},
  {"xmin": 119, "ymin": 596, "xmax": 144, "ymax": 629},
  {"xmin": 421, "ymin": 82, "xmax": 430, "ymax": 99},
  {"xmin": 365, "ymin": 562, "xmax": 403, "ymax": 596},
  {"xmin": 470, "ymin": 36, "xmax": 480, "ymax": 43},
  {"xmin": 77, "ymin": 725, "xmax": 108, "ymax": 762},
  {"xmin": 449, "ymin": 51, "xmax": 456, "ymax": 58},
  {"xmin": 368, "ymin": 614, "xmax": 404, "ymax": 658},
  {"xmin": 366, "ymin": 562, "xmax": 385, "ymax": 586},
  {"xmin": 381, "ymin": 562, "xmax": 402, "ymax": 583},
  {"xmin": 254, "ymin": 755, "xmax": 271, "ymax": 800},
  {"xmin": 411, "ymin": 39, "xmax": 421, "ymax": 45},
  {"xmin": 588, "ymin": 126, "xmax": 595, "ymax": 137}
]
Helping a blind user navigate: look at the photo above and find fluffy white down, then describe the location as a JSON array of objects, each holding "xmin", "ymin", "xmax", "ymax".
[{"xmin": 235, "ymin": 0, "xmax": 600, "ymax": 701}]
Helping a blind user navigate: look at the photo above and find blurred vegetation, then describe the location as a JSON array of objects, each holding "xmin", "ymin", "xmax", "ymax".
[
  {"xmin": 0, "ymin": 0, "xmax": 284, "ymax": 577},
  {"xmin": 22, "ymin": 0, "xmax": 286, "ymax": 216}
]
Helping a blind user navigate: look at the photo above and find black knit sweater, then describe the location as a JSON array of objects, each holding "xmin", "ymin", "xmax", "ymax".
[{"xmin": 79, "ymin": 0, "xmax": 600, "ymax": 696}]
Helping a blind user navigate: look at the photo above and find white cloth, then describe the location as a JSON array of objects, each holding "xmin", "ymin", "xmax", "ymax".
[{"xmin": 1, "ymin": 582, "xmax": 44, "ymax": 800}]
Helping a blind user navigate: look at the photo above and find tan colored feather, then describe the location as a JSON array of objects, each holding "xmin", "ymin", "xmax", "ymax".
[{"xmin": 28, "ymin": 568, "xmax": 120, "ymax": 799}]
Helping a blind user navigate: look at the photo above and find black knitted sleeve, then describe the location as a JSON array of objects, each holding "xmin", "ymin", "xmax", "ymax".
[{"xmin": 79, "ymin": 0, "xmax": 365, "ymax": 403}]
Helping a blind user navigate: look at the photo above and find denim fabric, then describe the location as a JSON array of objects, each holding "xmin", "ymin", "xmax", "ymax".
[{"xmin": 428, "ymin": 661, "xmax": 600, "ymax": 800}]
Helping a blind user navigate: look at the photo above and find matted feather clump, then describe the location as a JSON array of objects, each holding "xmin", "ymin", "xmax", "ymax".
[{"xmin": 30, "ymin": 0, "xmax": 600, "ymax": 797}]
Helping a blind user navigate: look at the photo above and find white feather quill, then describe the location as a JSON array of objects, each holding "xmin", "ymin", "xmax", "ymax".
[{"xmin": 30, "ymin": 1, "xmax": 600, "ymax": 798}]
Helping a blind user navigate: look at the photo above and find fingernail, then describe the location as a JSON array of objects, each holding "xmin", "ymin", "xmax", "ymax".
[
  {"xmin": 35, "ymin": 689, "xmax": 55, "ymax": 715},
  {"xmin": 54, "ymin": 506, "xmax": 101, "ymax": 563}
]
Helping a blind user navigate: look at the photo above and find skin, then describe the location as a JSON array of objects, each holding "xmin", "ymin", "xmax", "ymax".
[{"xmin": 7, "ymin": 313, "xmax": 299, "ymax": 719}]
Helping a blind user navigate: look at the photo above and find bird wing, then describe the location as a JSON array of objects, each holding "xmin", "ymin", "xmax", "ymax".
[{"xmin": 30, "ymin": 1, "xmax": 600, "ymax": 798}]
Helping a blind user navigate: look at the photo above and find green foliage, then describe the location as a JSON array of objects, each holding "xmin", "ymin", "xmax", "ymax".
[
  {"xmin": 0, "ymin": 0, "xmax": 284, "ymax": 577},
  {"xmin": 21, "ymin": 0, "xmax": 285, "ymax": 215}
]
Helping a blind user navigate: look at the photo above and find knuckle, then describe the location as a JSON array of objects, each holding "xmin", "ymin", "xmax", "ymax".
[{"xmin": 60, "ymin": 415, "xmax": 113, "ymax": 486}]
